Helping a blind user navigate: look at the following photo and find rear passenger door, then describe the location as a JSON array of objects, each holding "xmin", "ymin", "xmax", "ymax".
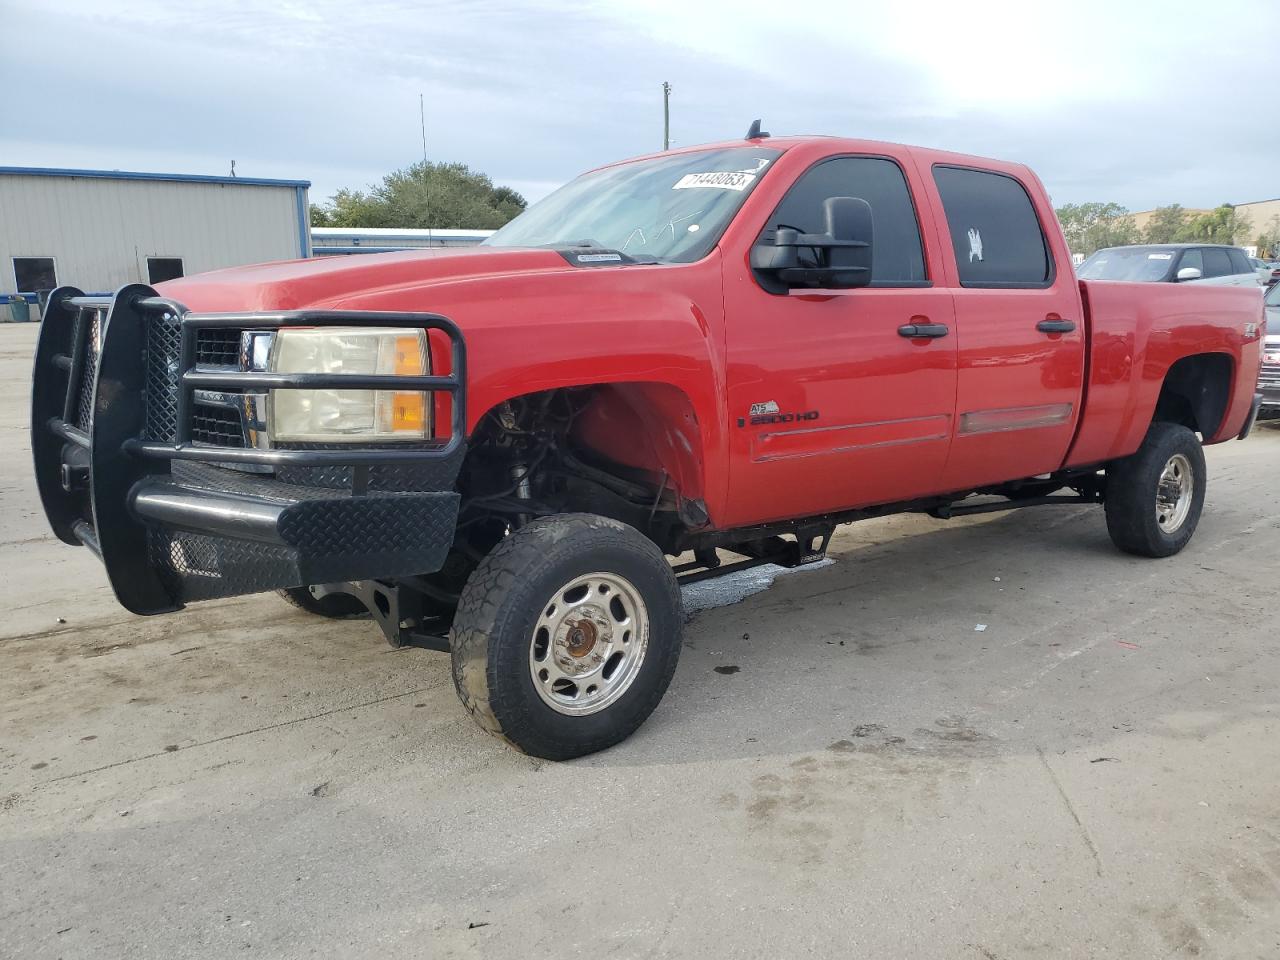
[{"xmin": 926, "ymin": 165, "xmax": 1086, "ymax": 490}]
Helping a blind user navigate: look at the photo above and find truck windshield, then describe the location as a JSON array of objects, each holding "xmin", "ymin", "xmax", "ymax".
[
  {"xmin": 484, "ymin": 147, "xmax": 782, "ymax": 263},
  {"xmin": 1077, "ymin": 247, "xmax": 1176, "ymax": 281}
]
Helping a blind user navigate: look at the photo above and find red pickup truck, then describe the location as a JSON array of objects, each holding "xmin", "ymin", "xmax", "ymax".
[{"xmin": 32, "ymin": 129, "xmax": 1265, "ymax": 759}]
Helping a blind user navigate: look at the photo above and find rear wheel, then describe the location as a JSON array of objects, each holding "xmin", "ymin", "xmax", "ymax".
[
  {"xmin": 1104, "ymin": 422, "xmax": 1206, "ymax": 557},
  {"xmin": 450, "ymin": 514, "xmax": 682, "ymax": 760}
]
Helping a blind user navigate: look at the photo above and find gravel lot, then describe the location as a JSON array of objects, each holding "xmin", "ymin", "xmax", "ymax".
[{"xmin": 2, "ymin": 320, "xmax": 1279, "ymax": 959}]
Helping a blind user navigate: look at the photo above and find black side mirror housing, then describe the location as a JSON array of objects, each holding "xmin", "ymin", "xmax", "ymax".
[{"xmin": 751, "ymin": 196, "xmax": 873, "ymax": 291}]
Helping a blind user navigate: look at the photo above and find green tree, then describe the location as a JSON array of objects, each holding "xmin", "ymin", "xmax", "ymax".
[
  {"xmin": 1055, "ymin": 202, "xmax": 1140, "ymax": 258},
  {"xmin": 1142, "ymin": 204, "xmax": 1187, "ymax": 244},
  {"xmin": 1174, "ymin": 204, "xmax": 1247, "ymax": 245},
  {"xmin": 311, "ymin": 161, "xmax": 527, "ymax": 230}
]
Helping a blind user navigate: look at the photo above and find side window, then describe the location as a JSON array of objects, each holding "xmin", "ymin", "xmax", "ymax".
[
  {"xmin": 1226, "ymin": 249, "xmax": 1252, "ymax": 276},
  {"xmin": 762, "ymin": 157, "xmax": 927, "ymax": 285},
  {"xmin": 1201, "ymin": 248, "xmax": 1232, "ymax": 278},
  {"xmin": 1179, "ymin": 249, "xmax": 1204, "ymax": 276},
  {"xmin": 933, "ymin": 166, "xmax": 1052, "ymax": 287}
]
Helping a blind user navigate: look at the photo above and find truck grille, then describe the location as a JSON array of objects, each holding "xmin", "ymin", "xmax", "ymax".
[
  {"xmin": 191, "ymin": 402, "xmax": 247, "ymax": 447},
  {"xmin": 145, "ymin": 316, "xmax": 248, "ymax": 446},
  {"xmin": 195, "ymin": 328, "xmax": 243, "ymax": 367}
]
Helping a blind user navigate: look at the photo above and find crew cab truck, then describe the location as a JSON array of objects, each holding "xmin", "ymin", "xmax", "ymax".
[{"xmin": 31, "ymin": 129, "xmax": 1266, "ymax": 760}]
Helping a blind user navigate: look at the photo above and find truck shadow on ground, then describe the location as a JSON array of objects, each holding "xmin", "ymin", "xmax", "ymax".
[{"xmin": 579, "ymin": 495, "xmax": 1276, "ymax": 769}]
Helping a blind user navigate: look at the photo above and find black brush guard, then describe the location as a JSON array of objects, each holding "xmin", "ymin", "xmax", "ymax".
[{"xmin": 32, "ymin": 284, "xmax": 467, "ymax": 616}]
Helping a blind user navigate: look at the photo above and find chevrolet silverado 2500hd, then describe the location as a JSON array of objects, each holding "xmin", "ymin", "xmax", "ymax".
[{"xmin": 32, "ymin": 129, "xmax": 1266, "ymax": 759}]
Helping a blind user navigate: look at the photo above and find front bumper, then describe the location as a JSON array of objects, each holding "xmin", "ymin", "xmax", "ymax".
[{"xmin": 32, "ymin": 285, "xmax": 467, "ymax": 615}]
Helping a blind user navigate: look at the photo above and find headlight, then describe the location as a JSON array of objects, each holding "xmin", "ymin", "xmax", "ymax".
[{"xmin": 266, "ymin": 328, "xmax": 429, "ymax": 442}]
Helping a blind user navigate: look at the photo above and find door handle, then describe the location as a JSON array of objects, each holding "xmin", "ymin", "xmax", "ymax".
[
  {"xmin": 898, "ymin": 323, "xmax": 949, "ymax": 339},
  {"xmin": 1037, "ymin": 318, "xmax": 1076, "ymax": 334}
]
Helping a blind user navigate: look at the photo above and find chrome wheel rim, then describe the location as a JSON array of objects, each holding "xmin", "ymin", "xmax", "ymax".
[
  {"xmin": 528, "ymin": 572, "xmax": 650, "ymax": 716},
  {"xmin": 1155, "ymin": 453, "xmax": 1194, "ymax": 533}
]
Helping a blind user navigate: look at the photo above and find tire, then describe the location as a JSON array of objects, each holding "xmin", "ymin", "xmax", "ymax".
[
  {"xmin": 276, "ymin": 586, "xmax": 370, "ymax": 619},
  {"xmin": 1104, "ymin": 421, "xmax": 1206, "ymax": 558},
  {"xmin": 450, "ymin": 513, "xmax": 683, "ymax": 760}
]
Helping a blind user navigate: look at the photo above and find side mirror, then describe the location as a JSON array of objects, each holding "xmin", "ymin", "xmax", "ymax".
[
  {"xmin": 751, "ymin": 196, "xmax": 873, "ymax": 291},
  {"xmin": 1176, "ymin": 266, "xmax": 1202, "ymax": 282}
]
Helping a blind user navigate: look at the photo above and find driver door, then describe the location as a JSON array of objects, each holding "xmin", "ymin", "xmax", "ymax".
[{"xmin": 720, "ymin": 154, "xmax": 957, "ymax": 528}]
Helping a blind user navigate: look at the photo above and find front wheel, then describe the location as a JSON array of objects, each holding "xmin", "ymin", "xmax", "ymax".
[
  {"xmin": 450, "ymin": 514, "xmax": 683, "ymax": 760},
  {"xmin": 1104, "ymin": 422, "xmax": 1206, "ymax": 557},
  {"xmin": 277, "ymin": 586, "xmax": 369, "ymax": 619}
]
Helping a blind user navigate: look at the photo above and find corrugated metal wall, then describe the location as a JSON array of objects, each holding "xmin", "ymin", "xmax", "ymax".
[{"xmin": 0, "ymin": 174, "xmax": 307, "ymax": 294}]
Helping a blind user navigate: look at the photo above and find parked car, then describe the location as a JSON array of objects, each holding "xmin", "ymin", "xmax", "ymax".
[
  {"xmin": 1249, "ymin": 257, "xmax": 1279, "ymax": 286},
  {"xmin": 1260, "ymin": 282, "xmax": 1280, "ymax": 419},
  {"xmin": 30, "ymin": 131, "xmax": 1266, "ymax": 759},
  {"xmin": 1078, "ymin": 243, "xmax": 1261, "ymax": 287}
]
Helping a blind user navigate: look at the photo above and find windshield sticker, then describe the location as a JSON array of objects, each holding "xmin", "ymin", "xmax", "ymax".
[
  {"xmin": 967, "ymin": 228, "xmax": 984, "ymax": 262},
  {"xmin": 673, "ymin": 171, "xmax": 756, "ymax": 191},
  {"xmin": 1147, "ymin": 253, "xmax": 1173, "ymax": 260},
  {"xmin": 576, "ymin": 253, "xmax": 623, "ymax": 263}
]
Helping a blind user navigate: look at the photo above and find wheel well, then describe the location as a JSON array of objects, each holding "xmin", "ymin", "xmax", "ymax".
[
  {"xmin": 1153, "ymin": 353, "xmax": 1233, "ymax": 437},
  {"xmin": 456, "ymin": 385, "xmax": 704, "ymax": 550}
]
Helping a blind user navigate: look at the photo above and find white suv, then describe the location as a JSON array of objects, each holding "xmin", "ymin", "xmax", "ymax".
[{"xmin": 1078, "ymin": 244, "xmax": 1262, "ymax": 288}]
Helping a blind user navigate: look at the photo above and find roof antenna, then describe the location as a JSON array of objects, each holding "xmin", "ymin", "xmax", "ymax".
[
  {"xmin": 229, "ymin": 160, "xmax": 236, "ymax": 177},
  {"xmin": 745, "ymin": 119, "xmax": 770, "ymax": 140}
]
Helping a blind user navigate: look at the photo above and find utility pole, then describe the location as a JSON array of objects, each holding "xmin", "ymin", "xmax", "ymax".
[
  {"xmin": 662, "ymin": 81, "xmax": 672, "ymax": 151},
  {"xmin": 420, "ymin": 93, "xmax": 432, "ymax": 243}
]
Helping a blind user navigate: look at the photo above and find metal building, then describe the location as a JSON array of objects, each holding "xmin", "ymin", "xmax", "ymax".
[
  {"xmin": 0, "ymin": 167, "xmax": 310, "ymax": 304},
  {"xmin": 310, "ymin": 226, "xmax": 492, "ymax": 256}
]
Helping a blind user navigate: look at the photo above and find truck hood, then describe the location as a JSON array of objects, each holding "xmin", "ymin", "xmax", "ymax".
[{"xmin": 156, "ymin": 246, "xmax": 573, "ymax": 312}]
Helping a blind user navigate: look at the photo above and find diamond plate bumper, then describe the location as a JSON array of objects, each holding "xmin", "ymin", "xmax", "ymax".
[{"xmin": 32, "ymin": 285, "xmax": 466, "ymax": 615}]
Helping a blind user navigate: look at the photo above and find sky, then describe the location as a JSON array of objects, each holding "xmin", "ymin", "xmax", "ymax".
[{"xmin": 3, "ymin": 0, "xmax": 1277, "ymax": 214}]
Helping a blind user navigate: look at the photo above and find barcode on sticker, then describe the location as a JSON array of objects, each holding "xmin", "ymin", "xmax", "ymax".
[{"xmin": 673, "ymin": 171, "xmax": 755, "ymax": 191}]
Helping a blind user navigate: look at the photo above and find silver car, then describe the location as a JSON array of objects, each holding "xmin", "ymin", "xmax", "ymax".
[
  {"xmin": 1260, "ymin": 282, "xmax": 1280, "ymax": 419},
  {"xmin": 1078, "ymin": 244, "xmax": 1261, "ymax": 288}
]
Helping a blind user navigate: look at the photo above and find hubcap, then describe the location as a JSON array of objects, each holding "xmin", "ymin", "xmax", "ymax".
[
  {"xmin": 529, "ymin": 572, "xmax": 650, "ymax": 716},
  {"xmin": 1155, "ymin": 453, "xmax": 1194, "ymax": 533}
]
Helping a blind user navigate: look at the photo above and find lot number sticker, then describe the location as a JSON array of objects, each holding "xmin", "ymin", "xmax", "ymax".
[{"xmin": 673, "ymin": 171, "xmax": 755, "ymax": 191}]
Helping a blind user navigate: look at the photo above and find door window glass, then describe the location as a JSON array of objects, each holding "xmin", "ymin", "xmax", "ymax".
[
  {"xmin": 762, "ymin": 157, "xmax": 927, "ymax": 285},
  {"xmin": 933, "ymin": 166, "xmax": 1052, "ymax": 287}
]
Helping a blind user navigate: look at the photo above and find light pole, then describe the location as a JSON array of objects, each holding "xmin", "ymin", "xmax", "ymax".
[{"xmin": 662, "ymin": 81, "xmax": 672, "ymax": 151}]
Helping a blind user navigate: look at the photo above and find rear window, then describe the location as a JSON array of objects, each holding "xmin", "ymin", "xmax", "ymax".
[
  {"xmin": 1227, "ymin": 249, "xmax": 1253, "ymax": 275},
  {"xmin": 933, "ymin": 166, "xmax": 1052, "ymax": 287},
  {"xmin": 1202, "ymin": 248, "xmax": 1233, "ymax": 278}
]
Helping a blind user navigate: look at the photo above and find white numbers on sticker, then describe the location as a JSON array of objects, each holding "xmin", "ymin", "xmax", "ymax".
[{"xmin": 673, "ymin": 171, "xmax": 755, "ymax": 191}]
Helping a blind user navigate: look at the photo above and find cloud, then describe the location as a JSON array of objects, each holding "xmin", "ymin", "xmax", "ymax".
[{"xmin": 3, "ymin": 0, "xmax": 1276, "ymax": 211}]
